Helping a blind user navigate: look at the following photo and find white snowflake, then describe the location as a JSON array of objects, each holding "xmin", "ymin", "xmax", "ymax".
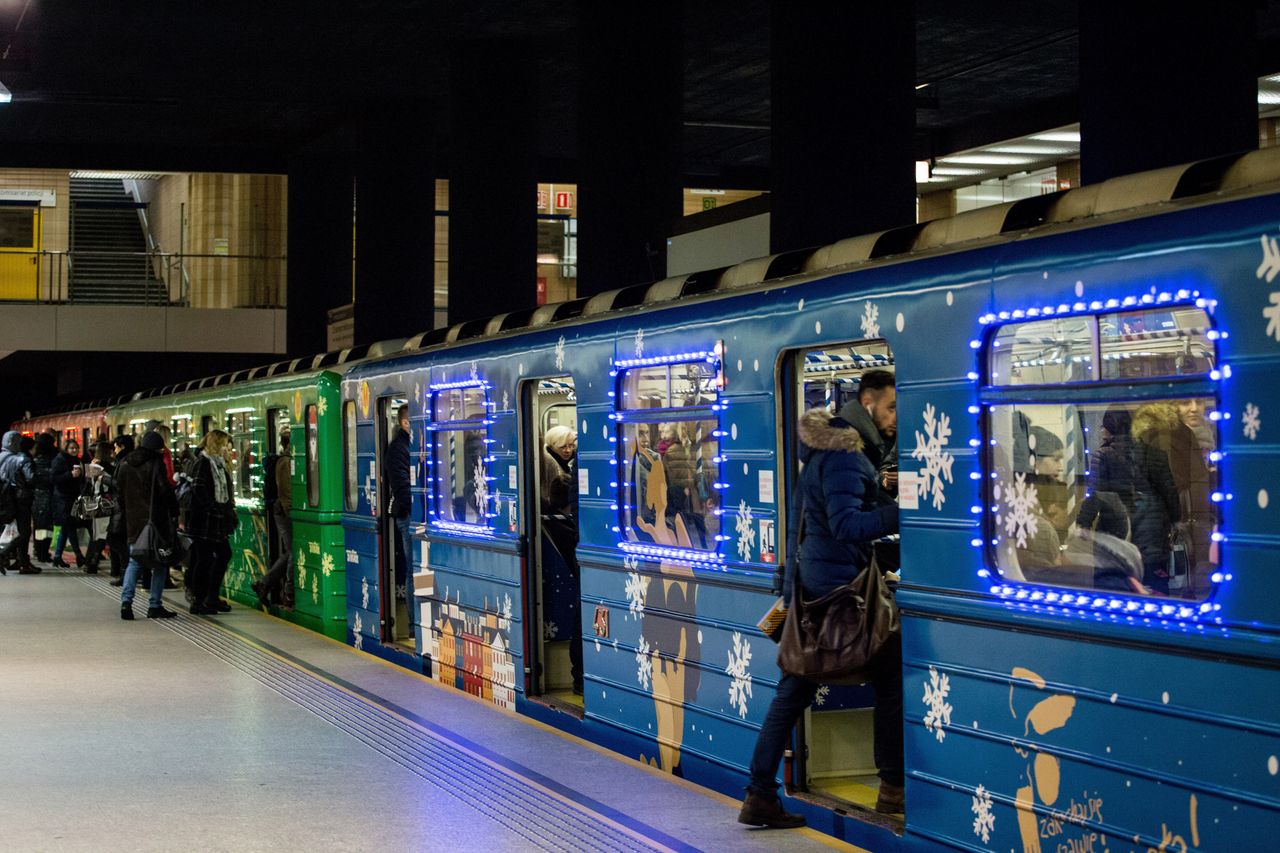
[
  {"xmin": 1001, "ymin": 473, "xmax": 1039, "ymax": 548},
  {"xmin": 297, "ymin": 549, "xmax": 307, "ymax": 589},
  {"xmin": 361, "ymin": 576, "xmax": 369, "ymax": 609},
  {"xmin": 502, "ymin": 389, "xmax": 509, "ymax": 411},
  {"xmin": 316, "ymin": 396, "xmax": 328, "ymax": 416},
  {"xmin": 472, "ymin": 455, "xmax": 488, "ymax": 515},
  {"xmin": 726, "ymin": 631, "xmax": 753, "ymax": 719},
  {"xmin": 469, "ymin": 361, "xmax": 479, "ymax": 381},
  {"xmin": 971, "ymin": 784, "xmax": 995, "ymax": 843},
  {"xmin": 734, "ymin": 499, "xmax": 756, "ymax": 560},
  {"xmin": 502, "ymin": 593, "xmax": 513, "ymax": 622},
  {"xmin": 414, "ymin": 383, "xmax": 422, "ymax": 405},
  {"xmin": 320, "ymin": 552, "xmax": 334, "ymax": 577},
  {"xmin": 634, "ymin": 328, "xmax": 645, "ymax": 358},
  {"xmin": 1259, "ymin": 233, "xmax": 1280, "ymax": 340},
  {"xmin": 1244, "ymin": 402, "xmax": 1262, "ymax": 440},
  {"xmin": 312, "ymin": 576, "xmax": 320, "ymax": 604},
  {"xmin": 555, "ymin": 335, "xmax": 566, "ymax": 371},
  {"xmin": 910, "ymin": 403, "xmax": 956, "ymax": 511},
  {"xmin": 635, "ymin": 634, "xmax": 652, "ymax": 690},
  {"xmin": 395, "ymin": 583, "xmax": 407, "ymax": 601},
  {"xmin": 353, "ymin": 613, "xmax": 363, "ymax": 650},
  {"xmin": 543, "ymin": 620, "xmax": 558, "ymax": 640},
  {"xmin": 923, "ymin": 665, "xmax": 953, "ymax": 743},
  {"xmin": 814, "ymin": 685, "xmax": 830, "ymax": 707},
  {"xmin": 860, "ymin": 300, "xmax": 881, "ymax": 339},
  {"xmin": 624, "ymin": 571, "xmax": 651, "ymax": 621}
]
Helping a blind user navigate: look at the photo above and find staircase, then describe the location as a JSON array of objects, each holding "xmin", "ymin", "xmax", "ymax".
[{"xmin": 68, "ymin": 178, "xmax": 165, "ymax": 304}]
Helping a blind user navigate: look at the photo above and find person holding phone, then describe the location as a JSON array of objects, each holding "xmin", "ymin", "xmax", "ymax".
[{"xmin": 50, "ymin": 438, "xmax": 87, "ymax": 568}]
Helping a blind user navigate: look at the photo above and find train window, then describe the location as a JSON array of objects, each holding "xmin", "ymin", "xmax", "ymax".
[
  {"xmin": 618, "ymin": 361, "xmax": 718, "ymax": 410},
  {"xmin": 343, "ymin": 401, "xmax": 357, "ymax": 511},
  {"xmin": 305, "ymin": 404, "xmax": 320, "ymax": 507},
  {"xmin": 430, "ymin": 386, "xmax": 492, "ymax": 529},
  {"xmin": 201, "ymin": 415, "xmax": 215, "ymax": 438},
  {"xmin": 1099, "ymin": 306, "xmax": 1214, "ymax": 379},
  {"xmin": 171, "ymin": 415, "xmax": 195, "ymax": 457},
  {"xmin": 983, "ymin": 308, "xmax": 1220, "ymax": 603},
  {"xmin": 226, "ymin": 409, "xmax": 257, "ymax": 499},
  {"xmin": 799, "ymin": 341, "xmax": 894, "ymax": 413}
]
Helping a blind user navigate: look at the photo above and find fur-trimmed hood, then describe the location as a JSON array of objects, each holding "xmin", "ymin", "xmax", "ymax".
[
  {"xmin": 1132, "ymin": 401, "xmax": 1180, "ymax": 448},
  {"xmin": 798, "ymin": 409, "xmax": 866, "ymax": 455}
]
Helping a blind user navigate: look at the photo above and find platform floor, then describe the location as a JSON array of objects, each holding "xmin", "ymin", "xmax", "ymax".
[{"xmin": 0, "ymin": 568, "xmax": 860, "ymax": 852}]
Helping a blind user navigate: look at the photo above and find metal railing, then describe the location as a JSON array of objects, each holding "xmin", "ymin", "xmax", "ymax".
[{"xmin": 0, "ymin": 248, "xmax": 287, "ymax": 307}]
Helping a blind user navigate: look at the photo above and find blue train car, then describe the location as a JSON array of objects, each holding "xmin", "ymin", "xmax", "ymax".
[{"xmin": 341, "ymin": 148, "xmax": 1280, "ymax": 849}]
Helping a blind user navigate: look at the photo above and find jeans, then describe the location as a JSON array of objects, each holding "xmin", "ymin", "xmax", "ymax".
[
  {"xmin": 747, "ymin": 633, "xmax": 905, "ymax": 796},
  {"xmin": 262, "ymin": 502, "xmax": 293, "ymax": 604},
  {"xmin": 394, "ymin": 516, "xmax": 414, "ymax": 582},
  {"xmin": 121, "ymin": 556, "xmax": 165, "ymax": 610},
  {"xmin": 54, "ymin": 523, "xmax": 85, "ymax": 564}
]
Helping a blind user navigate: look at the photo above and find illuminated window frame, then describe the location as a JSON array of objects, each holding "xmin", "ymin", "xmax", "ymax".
[{"xmin": 426, "ymin": 379, "xmax": 497, "ymax": 538}]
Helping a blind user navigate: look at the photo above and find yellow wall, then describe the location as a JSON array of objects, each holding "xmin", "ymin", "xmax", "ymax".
[{"xmin": 0, "ymin": 169, "xmax": 72, "ymax": 300}]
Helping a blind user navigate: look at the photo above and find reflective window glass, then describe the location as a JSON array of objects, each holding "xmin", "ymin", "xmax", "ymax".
[
  {"xmin": 621, "ymin": 419, "xmax": 720, "ymax": 550},
  {"xmin": 435, "ymin": 428, "xmax": 489, "ymax": 524},
  {"xmin": 344, "ymin": 401, "xmax": 357, "ymax": 511},
  {"xmin": 670, "ymin": 362, "xmax": 719, "ymax": 407},
  {"xmin": 989, "ymin": 316, "xmax": 1094, "ymax": 385},
  {"xmin": 433, "ymin": 387, "xmax": 487, "ymax": 421},
  {"xmin": 987, "ymin": 399, "xmax": 1219, "ymax": 600},
  {"xmin": 306, "ymin": 405, "xmax": 320, "ymax": 507},
  {"xmin": 226, "ymin": 411, "xmax": 256, "ymax": 499},
  {"xmin": 620, "ymin": 365, "xmax": 670, "ymax": 409},
  {"xmin": 1099, "ymin": 306, "xmax": 1214, "ymax": 380}
]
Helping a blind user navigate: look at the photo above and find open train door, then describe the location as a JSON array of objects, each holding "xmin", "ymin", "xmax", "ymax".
[{"xmin": 374, "ymin": 393, "xmax": 413, "ymax": 648}]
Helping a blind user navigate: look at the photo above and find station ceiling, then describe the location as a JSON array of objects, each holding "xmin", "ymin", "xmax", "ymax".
[{"xmin": 3, "ymin": 2, "xmax": 1278, "ymax": 184}]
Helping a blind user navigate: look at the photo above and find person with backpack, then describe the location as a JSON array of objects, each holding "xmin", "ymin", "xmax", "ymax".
[
  {"xmin": 115, "ymin": 430, "xmax": 177, "ymax": 619},
  {"xmin": 0, "ymin": 431, "xmax": 41, "ymax": 574},
  {"xmin": 185, "ymin": 429, "xmax": 238, "ymax": 615},
  {"xmin": 254, "ymin": 429, "xmax": 293, "ymax": 609},
  {"xmin": 29, "ymin": 433, "xmax": 56, "ymax": 564}
]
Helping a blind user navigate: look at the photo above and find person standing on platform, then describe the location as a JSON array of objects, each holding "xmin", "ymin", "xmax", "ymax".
[
  {"xmin": 115, "ymin": 430, "xmax": 177, "ymax": 619},
  {"xmin": 107, "ymin": 435, "xmax": 135, "ymax": 587},
  {"xmin": 82, "ymin": 441, "xmax": 117, "ymax": 574},
  {"xmin": 50, "ymin": 438, "xmax": 87, "ymax": 568},
  {"xmin": 186, "ymin": 429, "xmax": 238, "ymax": 615},
  {"xmin": 254, "ymin": 429, "xmax": 294, "ymax": 609},
  {"xmin": 383, "ymin": 404, "xmax": 414, "ymax": 590},
  {"xmin": 28, "ymin": 434, "xmax": 55, "ymax": 565},
  {"xmin": 0, "ymin": 431, "xmax": 41, "ymax": 574}
]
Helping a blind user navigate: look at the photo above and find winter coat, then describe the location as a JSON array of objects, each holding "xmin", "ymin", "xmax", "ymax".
[
  {"xmin": 783, "ymin": 410, "xmax": 899, "ymax": 603},
  {"xmin": 185, "ymin": 451, "xmax": 237, "ymax": 541},
  {"xmin": 0, "ymin": 431, "xmax": 36, "ymax": 504},
  {"xmin": 115, "ymin": 448, "xmax": 177, "ymax": 546},
  {"xmin": 1130, "ymin": 404, "xmax": 1182, "ymax": 565},
  {"xmin": 1088, "ymin": 434, "xmax": 1139, "ymax": 512},
  {"xmin": 541, "ymin": 447, "xmax": 575, "ymax": 517},
  {"xmin": 1168, "ymin": 421, "xmax": 1215, "ymax": 571},
  {"xmin": 274, "ymin": 455, "xmax": 292, "ymax": 514},
  {"xmin": 50, "ymin": 451, "xmax": 85, "ymax": 525},
  {"xmin": 836, "ymin": 399, "xmax": 892, "ymax": 471},
  {"xmin": 30, "ymin": 451, "xmax": 55, "ymax": 527},
  {"xmin": 384, "ymin": 427, "xmax": 411, "ymax": 518}
]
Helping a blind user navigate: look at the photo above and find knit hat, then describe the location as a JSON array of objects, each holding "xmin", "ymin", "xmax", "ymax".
[{"xmin": 140, "ymin": 430, "xmax": 164, "ymax": 451}]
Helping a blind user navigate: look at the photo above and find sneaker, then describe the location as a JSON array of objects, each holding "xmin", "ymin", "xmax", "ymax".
[
  {"xmin": 121, "ymin": 605, "xmax": 135, "ymax": 621},
  {"xmin": 147, "ymin": 606, "xmax": 177, "ymax": 619},
  {"xmin": 737, "ymin": 791, "xmax": 806, "ymax": 829},
  {"xmin": 874, "ymin": 781, "xmax": 905, "ymax": 815}
]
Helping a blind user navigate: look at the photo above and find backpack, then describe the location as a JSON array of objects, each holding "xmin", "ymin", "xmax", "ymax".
[
  {"xmin": 262, "ymin": 453, "xmax": 282, "ymax": 504},
  {"xmin": 175, "ymin": 454, "xmax": 200, "ymax": 517}
]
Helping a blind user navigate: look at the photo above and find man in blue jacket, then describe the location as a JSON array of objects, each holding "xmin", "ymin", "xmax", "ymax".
[
  {"xmin": 739, "ymin": 405, "xmax": 904, "ymax": 828},
  {"xmin": 0, "ymin": 430, "xmax": 41, "ymax": 574}
]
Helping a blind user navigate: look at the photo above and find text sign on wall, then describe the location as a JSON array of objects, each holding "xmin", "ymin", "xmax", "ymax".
[
  {"xmin": 0, "ymin": 189, "xmax": 56, "ymax": 207},
  {"xmin": 555, "ymin": 192, "xmax": 575, "ymax": 210}
]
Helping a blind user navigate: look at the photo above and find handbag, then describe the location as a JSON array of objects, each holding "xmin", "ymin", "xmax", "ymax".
[
  {"xmin": 1167, "ymin": 492, "xmax": 1195, "ymax": 592},
  {"xmin": 72, "ymin": 494, "xmax": 98, "ymax": 521}
]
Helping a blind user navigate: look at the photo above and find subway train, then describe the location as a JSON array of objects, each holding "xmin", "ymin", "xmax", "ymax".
[{"xmin": 16, "ymin": 146, "xmax": 1280, "ymax": 850}]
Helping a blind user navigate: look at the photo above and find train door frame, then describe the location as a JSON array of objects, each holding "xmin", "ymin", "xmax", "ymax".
[
  {"xmin": 778, "ymin": 339, "xmax": 900, "ymax": 815},
  {"xmin": 517, "ymin": 375, "xmax": 582, "ymax": 715},
  {"xmin": 375, "ymin": 393, "xmax": 412, "ymax": 647}
]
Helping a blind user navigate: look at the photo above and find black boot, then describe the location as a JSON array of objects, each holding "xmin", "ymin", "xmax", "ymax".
[
  {"xmin": 737, "ymin": 791, "xmax": 806, "ymax": 829},
  {"xmin": 121, "ymin": 604, "xmax": 134, "ymax": 620},
  {"xmin": 147, "ymin": 606, "xmax": 177, "ymax": 619},
  {"xmin": 18, "ymin": 561, "xmax": 42, "ymax": 575}
]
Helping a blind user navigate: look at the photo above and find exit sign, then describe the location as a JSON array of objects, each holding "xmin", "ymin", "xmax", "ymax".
[{"xmin": 555, "ymin": 191, "xmax": 575, "ymax": 210}]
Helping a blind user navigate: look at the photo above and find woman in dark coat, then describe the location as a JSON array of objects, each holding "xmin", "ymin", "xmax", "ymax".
[
  {"xmin": 82, "ymin": 441, "xmax": 117, "ymax": 574},
  {"xmin": 185, "ymin": 429, "xmax": 238, "ymax": 615},
  {"xmin": 50, "ymin": 438, "xmax": 87, "ymax": 567},
  {"xmin": 741, "ymin": 409, "xmax": 902, "ymax": 827},
  {"xmin": 29, "ymin": 432, "xmax": 56, "ymax": 563},
  {"xmin": 1130, "ymin": 402, "xmax": 1182, "ymax": 594}
]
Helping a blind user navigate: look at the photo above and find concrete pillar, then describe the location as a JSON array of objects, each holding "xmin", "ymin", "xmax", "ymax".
[
  {"xmin": 575, "ymin": 2, "xmax": 683, "ymax": 296},
  {"xmin": 446, "ymin": 40, "xmax": 538, "ymax": 326},
  {"xmin": 286, "ymin": 151, "xmax": 355, "ymax": 358},
  {"xmin": 770, "ymin": 1, "xmax": 916, "ymax": 253},
  {"xmin": 1079, "ymin": 2, "xmax": 1257, "ymax": 185},
  {"xmin": 354, "ymin": 101, "xmax": 436, "ymax": 344}
]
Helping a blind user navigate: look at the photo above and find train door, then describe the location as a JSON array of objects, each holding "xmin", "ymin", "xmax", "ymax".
[
  {"xmin": 375, "ymin": 395, "xmax": 413, "ymax": 648},
  {"xmin": 264, "ymin": 407, "xmax": 290, "ymax": 566},
  {"xmin": 782, "ymin": 339, "xmax": 900, "ymax": 815},
  {"xmin": 519, "ymin": 377, "xmax": 581, "ymax": 712}
]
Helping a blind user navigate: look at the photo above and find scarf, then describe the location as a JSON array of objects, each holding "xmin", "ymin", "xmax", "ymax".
[{"xmin": 208, "ymin": 452, "xmax": 229, "ymax": 504}]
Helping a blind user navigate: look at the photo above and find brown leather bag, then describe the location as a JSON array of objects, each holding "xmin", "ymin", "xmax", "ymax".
[{"xmin": 777, "ymin": 551, "xmax": 900, "ymax": 684}]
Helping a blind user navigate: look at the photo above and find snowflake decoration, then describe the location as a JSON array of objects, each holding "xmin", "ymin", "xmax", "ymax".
[
  {"xmin": 297, "ymin": 549, "xmax": 307, "ymax": 588},
  {"xmin": 361, "ymin": 576, "xmax": 370, "ymax": 609},
  {"xmin": 555, "ymin": 335, "xmax": 566, "ymax": 371},
  {"xmin": 1000, "ymin": 472, "xmax": 1039, "ymax": 548},
  {"xmin": 502, "ymin": 593, "xmax": 513, "ymax": 622},
  {"xmin": 353, "ymin": 613, "xmax": 363, "ymax": 650},
  {"xmin": 396, "ymin": 583, "xmax": 407, "ymax": 601},
  {"xmin": 1244, "ymin": 402, "xmax": 1262, "ymax": 440},
  {"xmin": 312, "ymin": 576, "xmax": 319, "ymax": 604},
  {"xmin": 635, "ymin": 635, "xmax": 652, "ymax": 690},
  {"xmin": 922, "ymin": 665, "xmax": 953, "ymax": 743},
  {"xmin": 320, "ymin": 552, "xmax": 334, "ymax": 577},
  {"xmin": 860, "ymin": 300, "xmax": 881, "ymax": 339},
  {"xmin": 624, "ymin": 570, "xmax": 651, "ymax": 621},
  {"xmin": 1259, "ymin": 233, "xmax": 1280, "ymax": 340},
  {"xmin": 543, "ymin": 620, "xmax": 558, "ymax": 640},
  {"xmin": 634, "ymin": 328, "xmax": 645, "ymax": 358},
  {"xmin": 814, "ymin": 685, "xmax": 830, "ymax": 707},
  {"xmin": 971, "ymin": 784, "xmax": 995, "ymax": 843},
  {"xmin": 316, "ymin": 396, "xmax": 328, "ymax": 417},
  {"xmin": 726, "ymin": 631, "xmax": 753, "ymax": 718},
  {"xmin": 414, "ymin": 383, "xmax": 421, "ymax": 405},
  {"xmin": 734, "ymin": 499, "xmax": 756, "ymax": 560},
  {"xmin": 470, "ymin": 361, "xmax": 479, "ymax": 381},
  {"xmin": 502, "ymin": 390, "xmax": 509, "ymax": 411},
  {"xmin": 910, "ymin": 403, "xmax": 956, "ymax": 510},
  {"xmin": 472, "ymin": 455, "xmax": 489, "ymax": 516}
]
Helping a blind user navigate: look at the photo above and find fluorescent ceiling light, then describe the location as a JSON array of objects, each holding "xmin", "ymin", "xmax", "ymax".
[
  {"xmin": 0, "ymin": 79, "xmax": 10, "ymax": 104},
  {"xmin": 915, "ymin": 160, "xmax": 931, "ymax": 182},
  {"xmin": 940, "ymin": 154, "xmax": 1037, "ymax": 166},
  {"xmin": 929, "ymin": 167, "xmax": 985, "ymax": 177},
  {"xmin": 1031, "ymin": 130, "xmax": 1081, "ymax": 143},
  {"xmin": 1259, "ymin": 89, "xmax": 1280, "ymax": 105},
  {"xmin": 986, "ymin": 145, "xmax": 1077, "ymax": 156}
]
